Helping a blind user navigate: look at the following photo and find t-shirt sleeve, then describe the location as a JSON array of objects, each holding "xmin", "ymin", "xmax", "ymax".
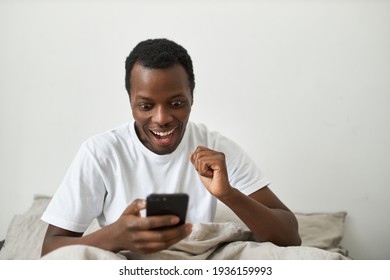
[
  {"xmin": 41, "ymin": 144, "xmax": 107, "ymax": 232},
  {"xmin": 217, "ymin": 136, "xmax": 270, "ymax": 196}
]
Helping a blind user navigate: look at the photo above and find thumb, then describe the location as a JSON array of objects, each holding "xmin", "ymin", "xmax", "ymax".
[
  {"xmin": 122, "ymin": 199, "xmax": 146, "ymax": 216},
  {"xmin": 189, "ymin": 152, "xmax": 195, "ymax": 165}
]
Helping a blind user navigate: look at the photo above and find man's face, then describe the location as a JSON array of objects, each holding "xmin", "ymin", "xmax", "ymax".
[{"xmin": 129, "ymin": 63, "xmax": 193, "ymax": 155}]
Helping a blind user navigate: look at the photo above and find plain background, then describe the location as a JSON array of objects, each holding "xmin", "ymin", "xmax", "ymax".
[{"xmin": 1, "ymin": 0, "xmax": 389, "ymax": 260}]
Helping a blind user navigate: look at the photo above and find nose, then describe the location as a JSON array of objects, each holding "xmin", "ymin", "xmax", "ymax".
[{"xmin": 152, "ymin": 105, "xmax": 173, "ymax": 126}]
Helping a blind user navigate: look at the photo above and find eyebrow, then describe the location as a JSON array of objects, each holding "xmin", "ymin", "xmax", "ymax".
[
  {"xmin": 136, "ymin": 96, "xmax": 152, "ymax": 101},
  {"xmin": 135, "ymin": 94, "xmax": 187, "ymax": 101}
]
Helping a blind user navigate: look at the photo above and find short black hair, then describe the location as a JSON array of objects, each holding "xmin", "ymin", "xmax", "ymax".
[{"xmin": 125, "ymin": 38, "xmax": 195, "ymax": 96}]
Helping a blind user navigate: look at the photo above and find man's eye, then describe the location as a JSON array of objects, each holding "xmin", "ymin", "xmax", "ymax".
[
  {"xmin": 171, "ymin": 101, "xmax": 184, "ymax": 107},
  {"xmin": 138, "ymin": 103, "xmax": 152, "ymax": 110}
]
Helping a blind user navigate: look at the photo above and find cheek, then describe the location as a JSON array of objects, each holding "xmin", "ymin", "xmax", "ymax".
[
  {"xmin": 177, "ymin": 107, "xmax": 192, "ymax": 121},
  {"xmin": 132, "ymin": 107, "xmax": 147, "ymax": 121},
  {"xmin": 132, "ymin": 112, "xmax": 150, "ymax": 131}
]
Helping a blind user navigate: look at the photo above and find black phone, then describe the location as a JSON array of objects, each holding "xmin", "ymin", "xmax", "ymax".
[{"xmin": 146, "ymin": 193, "xmax": 189, "ymax": 225}]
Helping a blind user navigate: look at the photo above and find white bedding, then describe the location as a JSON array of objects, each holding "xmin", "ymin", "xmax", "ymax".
[
  {"xmin": 0, "ymin": 195, "xmax": 349, "ymax": 260},
  {"xmin": 41, "ymin": 222, "xmax": 347, "ymax": 260}
]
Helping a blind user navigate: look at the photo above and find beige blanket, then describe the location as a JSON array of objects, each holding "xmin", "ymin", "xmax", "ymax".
[{"xmin": 41, "ymin": 222, "xmax": 347, "ymax": 260}]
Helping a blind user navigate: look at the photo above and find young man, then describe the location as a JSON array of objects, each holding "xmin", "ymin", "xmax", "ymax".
[{"xmin": 41, "ymin": 38, "xmax": 301, "ymax": 257}]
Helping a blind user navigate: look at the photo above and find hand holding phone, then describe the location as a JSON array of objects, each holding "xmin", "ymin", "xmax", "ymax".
[{"xmin": 146, "ymin": 193, "xmax": 189, "ymax": 225}]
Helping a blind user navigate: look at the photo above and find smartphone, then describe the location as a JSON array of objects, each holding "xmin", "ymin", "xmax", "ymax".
[{"xmin": 146, "ymin": 193, "xmax": 189, "ymax": 225}]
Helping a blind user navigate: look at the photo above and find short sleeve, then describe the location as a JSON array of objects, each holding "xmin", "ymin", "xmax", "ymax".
[
  {"xmin": 41, "ymin": 144, "xmax": 107, "ymax": 232},
  {"xmin": 217, "ymin": 136, "xmax": 270, "ymax": 196}
]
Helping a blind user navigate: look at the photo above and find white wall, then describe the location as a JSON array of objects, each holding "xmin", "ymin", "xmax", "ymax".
[{"xmin": 1, "ymin": 0, "xmax": 389, "ymax": 259}]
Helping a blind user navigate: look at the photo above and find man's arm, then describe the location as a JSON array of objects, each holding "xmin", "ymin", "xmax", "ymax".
[
  {"xmin": 218, "ymin": 186, "xmax": 301, "ymax": 246},
  {"xmin": 189, "ymin": 146, "xmax": 301, "ymax": 246},
  {"xmin": 41, "ymin": 199, "xmax": 192, "ymax": 257}
]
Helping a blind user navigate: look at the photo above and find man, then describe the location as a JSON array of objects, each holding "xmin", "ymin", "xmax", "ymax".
[{"xmin": 41, "ymin": 38, "xmax": 301, "ymax": 257}]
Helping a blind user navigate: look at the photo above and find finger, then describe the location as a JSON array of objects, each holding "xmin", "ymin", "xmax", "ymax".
[
  {"xmin": 197, "ymin": 158, "xmax": 214, "ymax": 178},
  {"xmin": 135, "ymin": 215, "xmax": 181, "ymax": 231},
  {"xmin": 191, "ymin": 153, "xmax": 220, "ymax": 178},
  {"xmin": 129, "ymin": 224, "xmax": 192, "ymax": 254},
  {"xmin": 122, "ymin": 199, "xmax": 146, "ymax": 216},
  {"xmin": 195, "ymin": 146, "xmax": 210, "ymax": 152},
  {"xmin": 189, "ymin": 146, "xmax": 210, "ymax": 162},
  {"xmin": 128, "ymin": 223, "xmax": 192, "ymax": 243}
]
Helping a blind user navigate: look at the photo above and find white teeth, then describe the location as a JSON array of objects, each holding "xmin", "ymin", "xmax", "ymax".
[{"xmin": 152, "ymin": 127, "xmax": 176, "ymax": 137}]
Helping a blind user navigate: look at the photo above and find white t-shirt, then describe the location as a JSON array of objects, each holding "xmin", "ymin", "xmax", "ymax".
[{"xmin": 41, "ymin": 121, "xmax": 270, "ymax": 232}]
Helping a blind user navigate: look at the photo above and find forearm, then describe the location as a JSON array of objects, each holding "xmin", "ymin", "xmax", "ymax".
[{"xmin": 218, "ymin": 188, "xmax": 301, "ymax": 246}]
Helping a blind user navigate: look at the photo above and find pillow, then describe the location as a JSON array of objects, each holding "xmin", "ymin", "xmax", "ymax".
[
  {"xmin": 295, "ymin": 212, "xmax": 347, "ymax": 254},
  {"xmin": 0, "ymin": 195, "xmax": 100, "ymax": 260},
  {"xmin": 0, "ymin": 195, "xmax": 51, "ymax": 260},
  {"xmin": 215, "ymin": 201, "xmax": 347, "ymax": 256}
]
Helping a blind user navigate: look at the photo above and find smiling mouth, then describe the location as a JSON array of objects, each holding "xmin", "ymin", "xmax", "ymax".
[{"xmin": 150, "ymin": 127, "xmax": 178, "ymax": 143}]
